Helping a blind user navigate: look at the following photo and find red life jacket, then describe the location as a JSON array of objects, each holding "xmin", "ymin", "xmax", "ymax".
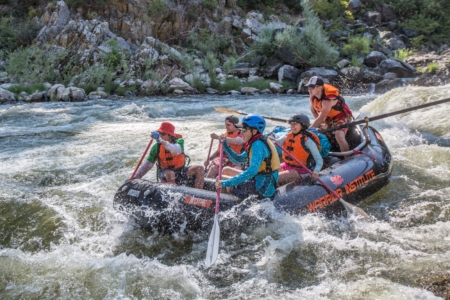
[
  {"xmin": 312, "ymin": 84, "xmax": 353, "ymax": 122},
  {"xmin": 282, "ymin": 131, "xmax": 320, "ymax": 169}
]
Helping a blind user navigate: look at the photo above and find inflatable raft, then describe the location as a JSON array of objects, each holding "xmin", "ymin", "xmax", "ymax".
[{"xmin": 114, "ymin": 124, "xmax": 393, "ymax": 233}]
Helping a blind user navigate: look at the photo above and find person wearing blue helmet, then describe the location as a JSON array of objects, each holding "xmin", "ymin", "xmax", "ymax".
[{"xmin": 215, "ymin": 114, "xmax": 280, "ymax": 199}]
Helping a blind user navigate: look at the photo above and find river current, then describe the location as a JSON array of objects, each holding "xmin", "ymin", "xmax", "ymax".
[{"xmin": 1, "ymin": 85, "xmax": 449, "ymax": 299}]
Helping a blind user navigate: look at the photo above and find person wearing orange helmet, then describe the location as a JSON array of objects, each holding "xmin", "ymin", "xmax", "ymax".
[
  {"xmin": 307, "ymin": 76, "xmax": 353, "ymax": 153},
  {"xmin": 133, "ymin": 122, "xmax": 204, "ymax": 189}
]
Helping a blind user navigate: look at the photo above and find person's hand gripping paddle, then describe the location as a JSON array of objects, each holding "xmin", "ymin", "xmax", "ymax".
[{"xmin": 204, "ymin": 141, "xmax": 223, "ymax": 269}]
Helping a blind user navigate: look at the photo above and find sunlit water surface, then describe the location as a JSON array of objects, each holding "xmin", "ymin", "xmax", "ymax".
[{"xmin": 1, "ymin": 85, "xmax": 450, "ymax": 299}]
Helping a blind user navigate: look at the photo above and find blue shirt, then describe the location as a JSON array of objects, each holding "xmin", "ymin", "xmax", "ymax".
[{"xmin": 221, "ymin": 139, "xmax": 278, "ymax": 198}]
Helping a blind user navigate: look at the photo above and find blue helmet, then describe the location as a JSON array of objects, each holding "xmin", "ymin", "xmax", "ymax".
[{"xmin": 241, "ymin": 114, "xmax": 266, "ymax": 133}]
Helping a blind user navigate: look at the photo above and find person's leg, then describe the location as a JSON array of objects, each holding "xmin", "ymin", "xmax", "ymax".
[
  {"xmin": 277, "ymin": 169, "xmax": 301, "ymax": 185},
  {"xmin": 222, "ymin": 166, "xmax": 242, "ymax": 178},
  {"xmin": 187, "ymin": 165, "xmax": 205, "ymax": 189},
  {"xmin": 163, "ymin": 170, "xmax": 176, "ymax": 183},
  {"xmin": 335, "ymin": 130, "xmax": 349, "ymax": 152},
  {"xmin": 205, "ymin": 164, "xmax": 219, "ymax": 178}
]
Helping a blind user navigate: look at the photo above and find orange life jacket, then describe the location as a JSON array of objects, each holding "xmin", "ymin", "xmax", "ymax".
[
  {"xmin": 312, "ymin": 84, "xmax": 353, "ymax": 121},
  {"xmin": 224, "ymin": 130, "xmax": 242, "ymax": 154},
  {"xmin": 157, "ymin": 143, "xmax": 185, "ymax": 171},
  {"xmin": 282, "ymin": 131, "xmax": 321, "ymax": 168}
]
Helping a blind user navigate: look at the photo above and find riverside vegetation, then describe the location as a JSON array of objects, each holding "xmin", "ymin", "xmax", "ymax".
[{"xmin": 0, "ymin": 0, "xmax": 449, "ymax": 103}]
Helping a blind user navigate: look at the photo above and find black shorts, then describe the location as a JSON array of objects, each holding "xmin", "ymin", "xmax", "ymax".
[{"xmin": 230, "ymin": 179, "xmax": 259, "ymax": 198}]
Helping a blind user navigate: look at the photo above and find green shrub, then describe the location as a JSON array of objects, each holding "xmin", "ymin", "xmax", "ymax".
[
  {"xmin": 426, "ymin": 62, "xmax": 439, "ymax": 73},
  {"xmin": 271, "ymin": 0, "xmax": 339, "ymax": 67},
  {"xmin": 223, "ymin": 56, "xmax": 237, "ymax": 75},
  {"xmin": 311, "ymin": 0, "xmax": 348, "ymax": 21},
  {"xmin": 6, "ymin": 46, "xmax": 76, "ymax": 84},
  {"xmin": 342, "ymin": 36, "xmax": 371, "ymax": 58},
  {"xmin": 350, "ymin": 57, "xmax": 363, "ymax": 67},
  {"xmin": 202, "ymin": 52, "xmax": 220, "ymax": 88},
  {"xmin": 7, "ymin": 83, "xmax": 46, "ymax": 97},
  {"xmin": 218, "ymin": 78, "xmax": 241, "ymax": 92},
  {"xmin": 147, "ymin": 0, "xmax": 167, "ymax": 16},
  {"xmin": 65, "ymin": 0, "xmax": 107, "ymax": 10},
  {"xmin": 242, "ymin": 79, "xmax": 271, "ymax": 90},
  {"xmin": 250, "ymin": 25, "xmax": 277, "ymax": 58},
  {"xmin": 100, "ymin": 39, "xmax": 128, "ymax": 69},
  {"xmin": 394, "ymin": 48, "xmax": 411, "ymax": 61},
  {"xmin": 0, "ymin": 16, "xmax": 42, "ymax": 52},
  {"xmin": 186, "ymin": 29, "xmax": 231, "ymax": 55},
  {"xmin": 203, "ymin": 0, "xmax": 218, "ymax": 10},
  {"xmin": 191, "ymin": 77, "xmax": 206, "ymax": 93},
  {"xmin": 116, "ymin": 85, "xmax": 137, "ymax": 96}
]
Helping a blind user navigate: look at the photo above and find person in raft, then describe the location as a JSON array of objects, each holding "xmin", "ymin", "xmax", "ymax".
[
  {"xmin": 133, "ymin": 121, "xmax": 204, "ymax": 189},
  {"xmin": 214, "ymin": 114, "xmax": 280, "ymax": 199},
  {"xmin": 307, "ymin": 76, "xmax": 353, "ymax": 153},
  {"xmin": 204, "ymin": 115, "xmax": 244, "ymax": 178},
  {"xmin": 273, "ymin": 113, "xmax": 323, "ymax": 185}
]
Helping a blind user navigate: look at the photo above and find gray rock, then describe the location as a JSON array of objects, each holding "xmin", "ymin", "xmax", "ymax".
[
  {"xmin": 374, "ymin": 78, "xmax": 403, "ymax": 93},
  {"xmin": 269, "ymin": 82, "xmax": 284, "ymax": 94},
  {"xmin": 241, "ymin": 87, "xmax": 259, "ymax": 95},
  {"xmin": 278, "ymin": 65, "xmax": 301, "ymax": 83},
  {"xmin": 363, "ymin": 11, "xmax": 381, "ymax": 26},
  {"xmin": 260, "ymin": 89, "xmax": 273, "ymax": 94},
  {"xmin": 206, "ymin": 88, "xmax": 218, "ymax": 94},
  {"xmin": 337, "ymin": 59, "xmax": 350, "ymax": 69},
  {"xmin": 0, "ymin": 87, "xmax": 16, "ymax": 103},
  {"xmin": 347, "ymin": 0, "xmax": 364, "ymax": 14},
  {"xmin": 379, "ymin": 59, "xmax": 415, "ymax": 78},
  {"xmin": 364, "ymin": 51, "xmax": 387, "ymax": 68}
]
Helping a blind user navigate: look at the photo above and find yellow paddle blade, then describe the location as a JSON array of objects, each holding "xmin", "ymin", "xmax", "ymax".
[{"xmin": 214, "ymin": 107, "xmax": 245, "ymax": 115}]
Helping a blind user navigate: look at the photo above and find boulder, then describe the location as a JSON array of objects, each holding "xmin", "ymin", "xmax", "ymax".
[
  {"xmin": 0, "ymin": 87, "xmax": 15, "ymax": 103},
  {"xmin": 269, "ymin": 82, "xmax": 284, "ymax": 94},
  {"xmin": 379, "ymin": 59, "xmax": 415, "ymax": 78},
  {"xmin": 364, "ymin": 51, "xmax": 387, "ymax": 68},
  {"xmin": 278, "ymin": 65, "xmax": 301, "ymax": 83},
  {"xmin": 374, "ymin": 78, "xmax": 404, "ymax": 93},
  {"xmin": 168, "ymin": 78, "xmax": 198, "ymax": 94}
]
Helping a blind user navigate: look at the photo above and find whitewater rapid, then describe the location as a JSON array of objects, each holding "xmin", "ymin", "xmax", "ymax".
[{"xmin": 1, "ymin": 85, "xmax": 449, "ymax": 299}]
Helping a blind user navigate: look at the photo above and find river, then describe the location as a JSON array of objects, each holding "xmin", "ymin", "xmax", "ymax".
[{"xmin": 1, "ymin": 85, "xmax": 449, "ymax": 299}]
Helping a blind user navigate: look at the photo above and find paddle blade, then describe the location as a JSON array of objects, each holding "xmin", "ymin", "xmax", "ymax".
[
  {"xmin": 214, "ymin": 107, "xmax": 242, "ymax": 115},
  {"xmin": 205, "ymin": 214, "xmax": 220, "ymax": 269},
  {"xmin": 339, "ymin": 198, "xmax": 371, "ymax": 221}
]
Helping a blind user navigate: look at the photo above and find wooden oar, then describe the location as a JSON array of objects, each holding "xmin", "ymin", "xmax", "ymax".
[
  {"xmin": 215, "ymin": 97, "xmax": 450, "ymax": 133},
  {"xmin": 274, "ymin": 141, "xmax": 371, "ymax": 221},
  {"xmin": 129, "ymin": 139, "xmax": 153, "ymax": 180},
  {"xmin": 205, "ymin": 141, "xmax": 223, "ymax": 269}
]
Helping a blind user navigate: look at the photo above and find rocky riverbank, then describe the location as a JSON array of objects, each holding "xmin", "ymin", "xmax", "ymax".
[{"xmin": 1, "ymin": 0, "xmax": 450, "ymax": 104}]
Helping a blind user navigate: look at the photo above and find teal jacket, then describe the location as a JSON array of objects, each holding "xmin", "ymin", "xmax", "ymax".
[{"xmin": 220, "ymin": 139, "xmax": 278, "ymax": 198}]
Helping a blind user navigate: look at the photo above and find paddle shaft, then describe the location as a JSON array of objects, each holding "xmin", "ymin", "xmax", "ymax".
[
  {"xmin": 216, "ymin": 97, "xmax": 450, "ymax": 133},
  {"xmin": 320, "ymin": 97, "xmax": 450, "ymax": 133},
  {"xmin": 206, "ymin": 138, "xmax": 214, "ymax": 163},
  {"xmin": 130, "ymin": 139, "xmax": 153, "ymax": 180},
  {"xmin": 215, "ymin": 141, "xmax": 223, "ymax": 214},
  {"xmin": 274, "ymin": 141, "xmax": 342, "ymax": 201}
]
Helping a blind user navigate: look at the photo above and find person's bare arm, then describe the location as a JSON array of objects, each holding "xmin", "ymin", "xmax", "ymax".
[
  {"xmin": 226, "ymin": 136, "xmax": 243, "ymax": 145},
  {"xmin": 310, "ymin": 99, "xmax": 333, "ymax": 128}
]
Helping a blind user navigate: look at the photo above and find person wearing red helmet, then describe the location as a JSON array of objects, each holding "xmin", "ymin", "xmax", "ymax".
[{"xmin": 133, "ymin": 122, "xmax": 204, "ymax": 189}]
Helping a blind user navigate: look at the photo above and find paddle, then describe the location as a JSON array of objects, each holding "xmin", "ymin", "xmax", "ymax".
[
  {"xmin": 205, "ymin": 141, "xmax": 223, "ymax": 269},
  {"xmin": 129, "ymin": 139, "xmax": 154, "ymax": 180},
  {"xmin": 215, "ymin": 96, "xmax": 450, "ymax": 133},
  {"xmin": 205, "ymin": 138, "xmax": 214, "ymax": 168},
  {"xmin": 273, "ymin": 141, "xmax": 371, "ymax": 221}
]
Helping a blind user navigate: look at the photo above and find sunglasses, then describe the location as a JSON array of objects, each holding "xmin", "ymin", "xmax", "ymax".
[
  {"xmin": 159, "ymin": 132, "xmax": 169, "ymax": 136},
  {"xmin": 241, "ymin": 127, "xmax": 251, "ymax": 133},
  {"xmin": 307, "ymin": 86, "xmax": 316, "ymax": 90}
]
